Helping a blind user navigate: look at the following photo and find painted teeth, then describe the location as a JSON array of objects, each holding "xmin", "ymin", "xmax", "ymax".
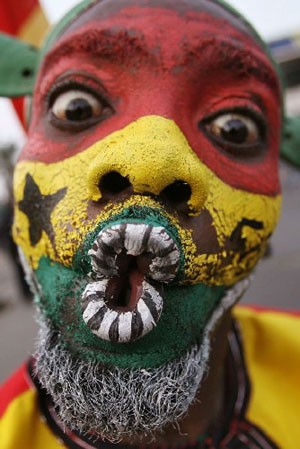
[
  {"xmin": 81, "ymin": 280, "xmax": 163, "ymax": 343},
  {"xmin": 81, "ymin": 223, "xmax": 180, "ymax": 343}
]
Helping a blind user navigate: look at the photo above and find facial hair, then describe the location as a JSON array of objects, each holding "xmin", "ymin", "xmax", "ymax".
[
  {"xmin": 34, "ymin": 279, "xmax": 248, "ymax": 443},
  {"xmin": 34, "ymin": 318, "xmax": 209, "ymax": 443}
]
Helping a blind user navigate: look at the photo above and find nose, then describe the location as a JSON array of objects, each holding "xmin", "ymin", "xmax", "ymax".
[{"xmin": 87, "ymin": 116, "xmax": 208, "ymax": 215}]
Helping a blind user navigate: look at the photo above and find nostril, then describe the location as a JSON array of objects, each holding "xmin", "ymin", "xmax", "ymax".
[
  {"xmin": 160, "ymin": 180, "xmax": 192, "ymax": 206},
  {"xmin": 100, "ymin": 171, "xmax": 132, "ymax": 195}
]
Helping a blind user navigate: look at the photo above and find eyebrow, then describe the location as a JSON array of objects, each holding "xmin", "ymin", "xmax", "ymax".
[
  {"xmin": 180, "ymin": 38, "xmax": 280, "ymax": 94},
  {"xmin": 41, "ymin": 29, "xmax": 152, "ymax": 76},
  {"xmin": 41, "ymin": 29, "xmax": 280, "ymax": 97}
]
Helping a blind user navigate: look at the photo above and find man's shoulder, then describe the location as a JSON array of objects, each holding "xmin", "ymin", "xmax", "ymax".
[
  {"xmin": 233, "ymin": 305, "xmax": 300, "ymax": 449},
  {"xmin": 234, "ymin": 304, "xmax": 300, "ymax": 354},
  {"xmin": 0, "ymin": 362, "xmax": 31, "ymax": 418},
  {"xmin": 0, "ymin": 361, "xmax": 63, "ymax": 449}
]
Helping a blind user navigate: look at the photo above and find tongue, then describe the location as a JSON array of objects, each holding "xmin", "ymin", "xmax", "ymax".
[
  {"xmin": 105, "ymin": 270, "xmax": 147, "ymax": 312},
  {"xmin": 129, "ymin": 270, "xmax": 144, "ymax": 308}
]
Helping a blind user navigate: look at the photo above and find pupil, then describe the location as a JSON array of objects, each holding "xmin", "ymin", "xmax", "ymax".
[
  {"xmin": 65, "ymin": 98, "xmax": 93, "ymax": 121},
  {"xmin": 221, "ymin": 119, "xmax": 248, "ymax": 144}
]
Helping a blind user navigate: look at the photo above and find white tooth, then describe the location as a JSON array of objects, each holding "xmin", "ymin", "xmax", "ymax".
[
  {"xmin": 143, "ymin": 281, "xmax": 163, "ymax": 310},
  {"xmin": 101, "ymin": 227, "xmax": 124, "ymax": 254},
  {"xmin": 97, "ymin": 309, "xmax": 119, "ymax": 341},
  {"xmin": 91, "ymin": 256, "xmax": 117, "ymax": 276},
  {"xmin": 117, "ymin": 312, "xmax": 133, "ymax": 343},
  {"xmin": 149, "ymin": 250, "xmax": 179, "ymax": 281},
  {"xmin": 148, "ymin": 227, "xmax": 174, "ymax": 255},
  {"xmin": 84, "ymin": 280, "xmax": 108, "ymax": 295},
  {"xmin": 151, "ymin": 252, "xmax": 179, "ymax": 268},
  {"xmin": 150, "ymin": 256, "xmax": 179, "ymax": 282},
  {"xmin": 82, "ymin": 298, "xmax": 106, "ymax": 323},
  {"xmin": 150, "ymin": 271, "xmax": 175, "ymax": 282},
  {"xmin": 124, "ymin": 223, "xmax": 149, "ymax": 255},
  {"xmin": 138, "ymin": 281, "xmax": 163, "ymax": 338},
  {"xmin": 137, "ymin": 298, "xmax": 156, "ymax": 335}
]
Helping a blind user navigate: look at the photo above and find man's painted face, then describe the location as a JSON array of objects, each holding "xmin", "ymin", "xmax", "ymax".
[{"xmin": 13, "ymin": 0, "xmax": 281, "ymax": 368}]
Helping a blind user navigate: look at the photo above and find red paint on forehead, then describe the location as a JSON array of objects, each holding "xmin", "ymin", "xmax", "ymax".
[
  {"xmin": 63, "ymin": 0, "xmax": 258, "ymax": 46},
  {"xmin": 23, "ymin": 6, "xmax": 281, "ymax": 195}
]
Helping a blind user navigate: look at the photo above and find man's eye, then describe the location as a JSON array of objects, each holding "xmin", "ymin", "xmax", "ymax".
[
  {"xmin": 51, "ymin": 90, "xmax": 104, "ymax": 122},
  {"xmin": 201, "ymin": 111, "xmax": 266, "ymax": 157}
]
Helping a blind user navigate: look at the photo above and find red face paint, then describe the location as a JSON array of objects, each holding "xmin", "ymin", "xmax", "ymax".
[{"xmin": 23, "ymin": 4, "xmax": 281, "ymax": 195}]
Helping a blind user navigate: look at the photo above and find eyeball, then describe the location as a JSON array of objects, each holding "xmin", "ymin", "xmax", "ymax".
[
  {"xmin": 51, "ymin": 90, "xmax": 104, "ymax": 122},
  {"xmin": 205, "ymin": 113, "xmax": 261, "ymax": 146}
]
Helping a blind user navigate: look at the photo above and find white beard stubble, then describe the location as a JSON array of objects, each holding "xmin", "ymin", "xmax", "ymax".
[{"xmin": 34, "ymin": 279, "xmax": 248, "ymax": 443}]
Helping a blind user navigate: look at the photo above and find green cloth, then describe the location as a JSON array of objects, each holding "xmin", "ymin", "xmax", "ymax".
[
  {"xmin": 281, "ymin": 117, "xmax": 300, "ymax": 167},
  {"xmin": 0, "ymin": 33, "xmax": 38, "ymax": 97}
]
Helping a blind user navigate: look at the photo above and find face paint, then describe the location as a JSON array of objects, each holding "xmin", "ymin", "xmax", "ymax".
[{"xmin": 14, "ymin": 0, "xmax": 282, "ymax": 369}]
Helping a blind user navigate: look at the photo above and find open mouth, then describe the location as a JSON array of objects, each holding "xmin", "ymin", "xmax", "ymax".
[{"xmin": 81, "ymin": 223, "xmax": 180, "ymax": 343}]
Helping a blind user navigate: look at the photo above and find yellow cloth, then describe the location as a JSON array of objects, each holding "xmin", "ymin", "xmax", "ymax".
[
  {"xmin": 234, "ymin": 306, "xmax": 300, "ymax": 449},
  {"xmin": 0, "ymin": 388, "xmax": 64, "ymax": 449}
]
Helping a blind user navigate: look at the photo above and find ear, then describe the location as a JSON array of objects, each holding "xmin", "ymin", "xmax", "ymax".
[
  {"xmin": 0, "ymin": 33, "xmax": 39, "ymax": 97},
  {"xmin": 281, "ymin": 116, "xmax": 300, "ymax": 168}
]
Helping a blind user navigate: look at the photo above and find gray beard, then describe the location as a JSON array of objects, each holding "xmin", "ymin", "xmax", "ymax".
[
  {"xmin": 34, "ymin": 318, "xmax": 210, "ymax": 443},
  {"xmin": 34, "ymin": 279, "xmax": 248, "ymax": 443}
]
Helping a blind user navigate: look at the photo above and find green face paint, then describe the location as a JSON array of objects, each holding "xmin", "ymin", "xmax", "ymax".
[
  {"xmin": 31, "ymin": 205, "xmax": 224, "ymax": 368},
  {"xmin": 35, "ymin": 256, "xmax": 224, "ymax": 369}
]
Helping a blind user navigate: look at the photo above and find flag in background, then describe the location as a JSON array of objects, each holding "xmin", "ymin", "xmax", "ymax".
[{"xmin": 0, "ymin": 0, "xmax": 49, "ymax": 126}]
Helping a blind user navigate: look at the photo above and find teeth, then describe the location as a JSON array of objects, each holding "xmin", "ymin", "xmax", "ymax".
[
  {"xmin": 81, "ymin": 223, "xmax": 179, "ymax": 343},
  {"xmin": 124, "ymin": 223, "xmax": 150, "ymax": 255},
  {"xmin": 81, "ymin": 279, "xmax": 163, "ymax": 343}
]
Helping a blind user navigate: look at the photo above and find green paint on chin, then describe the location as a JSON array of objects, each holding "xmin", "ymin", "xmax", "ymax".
[{"xmin": 35, "ymin": 256, "xmax": 225, "ymax": 369}]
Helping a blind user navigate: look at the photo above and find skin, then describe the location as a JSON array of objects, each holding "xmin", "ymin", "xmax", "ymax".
[{"xmin": 12, "ymin": 0, "xmax": 282, "ymax": 444}]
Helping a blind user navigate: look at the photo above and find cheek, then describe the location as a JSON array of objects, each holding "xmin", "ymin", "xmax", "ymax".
[
  {"xmin": 13, "ymin": 155, "xmax": 92, "ymax": 270},
  {"xmin": 178, "ymin": 169, "xmax": 281, "ymax": 286}
]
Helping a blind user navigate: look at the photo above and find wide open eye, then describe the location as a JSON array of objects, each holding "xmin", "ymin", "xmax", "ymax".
[
  {"xmin": 48, "ymin": 83, "xmax": 113, "ymax": 131},
  {"xmin": 52, "ymin": 90, "xmax": 104, "ymax": 122},
  {"xmin": 201, "ymin": 111, "xmax": 266, "ymax": 157}
]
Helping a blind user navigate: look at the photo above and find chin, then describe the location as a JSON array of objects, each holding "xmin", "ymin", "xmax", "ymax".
[
  {"xmin": 34, "ymin": 278, "xmax": 248, "ymax": 443},
  {"xmin": 34, "ymin": 315, "xmax": 207, "ymax": 442}
]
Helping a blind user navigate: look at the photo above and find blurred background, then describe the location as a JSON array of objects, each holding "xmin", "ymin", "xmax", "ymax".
[{"xmin": 0, "ymin": 0, "xmax": 300, "ymax": 382}]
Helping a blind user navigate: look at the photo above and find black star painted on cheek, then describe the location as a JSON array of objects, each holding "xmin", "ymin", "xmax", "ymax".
[{"xmin": 19, "ymin": 173, "xmax": 67, "ymax": 248}]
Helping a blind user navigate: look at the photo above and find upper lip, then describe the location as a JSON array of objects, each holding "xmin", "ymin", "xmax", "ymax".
[{"xmin": 89, "ymin": 222, "xmax": 180, "ymax": 284}]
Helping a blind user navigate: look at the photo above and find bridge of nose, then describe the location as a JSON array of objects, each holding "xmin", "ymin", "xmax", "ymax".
[{"xmin": 87, "ymin": 115, "xmax": 209, "ymax": 215}]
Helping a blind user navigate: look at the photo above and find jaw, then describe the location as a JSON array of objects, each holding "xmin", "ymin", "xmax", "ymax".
[{"xmin": 33, "ymin": 276, "xmax": 249, "ymax": 442}]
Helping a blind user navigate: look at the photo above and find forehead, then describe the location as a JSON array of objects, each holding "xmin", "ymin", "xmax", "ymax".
[
  {"xmin": 62, "ymin": 0, "xmax": 258, "ymax": 43},
  {"xmin": 53, "ymin": 0, "xmax": 267, "ymax": 57},
  {"xmin": 44, "ymin": 0, "xmax": 276, "ymax": 84}
]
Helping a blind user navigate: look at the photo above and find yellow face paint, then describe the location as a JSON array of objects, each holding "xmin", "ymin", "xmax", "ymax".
[{"xmin": 13, "ymin": 115, "xmax": 281, "ymax": 286}]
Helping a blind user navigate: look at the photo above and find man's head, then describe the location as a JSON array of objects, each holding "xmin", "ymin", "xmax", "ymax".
[{"xmin": 8, "ymin": 0, "xmax": 282, "ymax": 442}]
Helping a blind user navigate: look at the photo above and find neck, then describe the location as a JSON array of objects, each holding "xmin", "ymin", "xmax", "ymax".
[{"xmin": 122, "ymin": 311, "xmax": 232, "ymax": 448}]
